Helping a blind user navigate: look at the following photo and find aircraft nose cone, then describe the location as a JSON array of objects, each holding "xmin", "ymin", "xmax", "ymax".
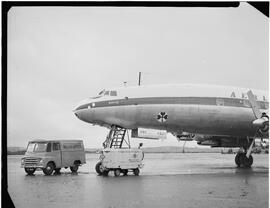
[{"xmin": 73, "ymin": 98, "xmax": 91, "ymax": 116}]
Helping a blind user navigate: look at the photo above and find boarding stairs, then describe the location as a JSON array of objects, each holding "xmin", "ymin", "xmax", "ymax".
[
  {"xmin": 110, "ymin": 127, "xmax": 126, "ymax": 148},
  {"xmin": 103, "ymin": 126, "xmax": 128, "ymax": 149}
]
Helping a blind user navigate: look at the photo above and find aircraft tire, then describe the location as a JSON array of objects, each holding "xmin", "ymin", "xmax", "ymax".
[
  {"xmin": 243, "ymin": 155, "xmax": 253, "ymax": 168},
  {"xmin": 238, "ymin": 153, "xmax": 246, "ymax": 168},
  {"xmin": 235, "ymin": 153, "xmax": 241, "ymax": 167}
]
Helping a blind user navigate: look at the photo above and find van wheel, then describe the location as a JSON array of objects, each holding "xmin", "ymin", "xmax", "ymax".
[
  {"xmin": 114, "ymin": 169, "xmax": 121, "ymax": 177},
  {"xmin": 43, "ymin": 162, "xmax": 55, "ymax": 175},
  {"xmin": 25, "ymin": 168, "xmax": 36, "ymax": 175},
  {"xmin": 102, "ymin": 170, "xmax": 109, "ymax": 176},
  {"xmin": 133, "ymin": 168, "xmax": 140, "ymax": 176},
  {"xmin": 70, "ymin": 164, "xmax": 79, "ymax": 173}
]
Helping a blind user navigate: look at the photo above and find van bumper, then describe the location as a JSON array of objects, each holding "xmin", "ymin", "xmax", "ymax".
[{"xmin": 21, "ymin": 165, "xmax": 44, "ymax": 169}]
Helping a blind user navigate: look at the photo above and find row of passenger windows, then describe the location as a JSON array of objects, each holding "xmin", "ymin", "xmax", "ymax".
[{"xmin": 230, "ymin": 92, "xmax": 267, "ymax": 101}]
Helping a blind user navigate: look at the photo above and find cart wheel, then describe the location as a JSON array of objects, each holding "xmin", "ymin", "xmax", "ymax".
[
  {"xmin": 102, "ymin": 170, "xmax": 109, "ymax": 176},
  {"xmin": 133, "ymin": 168, "xmax": 140, "ymax": 176},
  {"xmin": 122, "ymin": 169, "xmax": 128, "ymax": 176},
  {"xmin": 95, "ymin": 162, "xmax": 102, "ymax": 175},
  {"xmin": 114, "ymin": 169, "xmax": 121, "ymax": 177}
]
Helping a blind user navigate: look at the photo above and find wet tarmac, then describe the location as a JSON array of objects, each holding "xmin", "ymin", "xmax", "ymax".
[{"xmin": 8, "ymin": 153, "xmax": 269, "ymax": 208}]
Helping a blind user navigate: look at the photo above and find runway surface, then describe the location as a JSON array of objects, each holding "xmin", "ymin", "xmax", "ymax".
[{"xmin": 8, "ymin": 153, "xmax": 269, "ymax": 208}]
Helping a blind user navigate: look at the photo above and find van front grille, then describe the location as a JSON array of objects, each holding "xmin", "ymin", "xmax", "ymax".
[{"xmin": 25, "ymin": 157, "xmax": 39, "ymax": 166}]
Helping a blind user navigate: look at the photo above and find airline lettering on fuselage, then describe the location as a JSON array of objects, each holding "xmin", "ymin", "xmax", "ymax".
[{"xmin": 108, "ymin": 101, "xmax": 119, "ymax": 105}]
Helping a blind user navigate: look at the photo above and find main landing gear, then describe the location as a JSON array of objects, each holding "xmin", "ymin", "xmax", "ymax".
[{"xmin": 235, "ymin": 137, "xmax": 256, "ymax": 168}]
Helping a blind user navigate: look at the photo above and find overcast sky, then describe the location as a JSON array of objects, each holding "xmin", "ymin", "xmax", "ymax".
[{"xmin": 7, "ymin": 3, "xmax": 268, "ymax": 148}]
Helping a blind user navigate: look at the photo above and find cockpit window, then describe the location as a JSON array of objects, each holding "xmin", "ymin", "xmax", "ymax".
[
  {"xmin": 98, "ymin": 90, "xmax": 105, "ymax": 95},
  {"xmin": 110, "ymin": 91, "xmax": 117, "ymax": 96}
]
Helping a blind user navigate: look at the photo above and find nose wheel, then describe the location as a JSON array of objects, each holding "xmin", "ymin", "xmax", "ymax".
[{"xmin": 235, "ymin": 152, "xmax": 253, "ymax": 168}]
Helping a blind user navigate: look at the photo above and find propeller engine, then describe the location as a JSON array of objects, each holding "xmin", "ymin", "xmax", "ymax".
[{"xmin": 247, "ymin": 90, "xmax": 269, "ymax": 133}]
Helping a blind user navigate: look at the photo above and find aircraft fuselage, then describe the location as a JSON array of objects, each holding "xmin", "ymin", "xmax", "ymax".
[{"xmin": 74, "ymin": 84, "xmax": 268, "ymax": 138}]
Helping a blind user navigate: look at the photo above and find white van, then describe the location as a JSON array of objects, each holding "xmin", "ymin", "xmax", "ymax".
[{"xmin": 21, "ymin": 140, "xmax": 86, "ymax": 175}]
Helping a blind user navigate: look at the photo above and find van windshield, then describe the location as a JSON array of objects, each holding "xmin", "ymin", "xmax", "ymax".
[{"xmin": 27, "ymin": 142, "xmax": 49, "ymax": 152}]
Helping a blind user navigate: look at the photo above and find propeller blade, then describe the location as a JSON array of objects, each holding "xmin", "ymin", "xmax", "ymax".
[{"xmin": 247, "ymin": 90, "xmax": 262, "ymax": 119}]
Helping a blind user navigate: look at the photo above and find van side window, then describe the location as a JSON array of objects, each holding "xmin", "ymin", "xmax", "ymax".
[
  {"xmin": 110, "ymin": 91, "xmax": 117, "ymax": 96},
  {"xmin": 73, "ymin": 143, "xmax": 82, "ymax": 149},
  {"xmin": 63, "ymin": 142, "xmax": 82, "ymax": 150},
  {"xmin": 46, "ymin": 143, "xmax": 51, "ymax": 152},
  {"xmin": 104, "ymin": 91, "xmax": 109, "ymax": 96},
  {"xmin": 53, "ymin": 143, "xmax": 60, "ymax": 151}
]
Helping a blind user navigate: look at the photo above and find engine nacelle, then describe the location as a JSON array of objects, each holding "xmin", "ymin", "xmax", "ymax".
[
  {"xmin": 195, "ymin": 135, "xmax": 245, "ymax": 148},
  {"xmin": 174, "ymin": 132, "xmax": 194, "ymax": 141},
  {"xmin": 197, "ymin": 140, "xmax": 219, "ymax": 146},
  {"xmin": 253, "ymin": 116, "xmax": 269, "ymax": 133}
]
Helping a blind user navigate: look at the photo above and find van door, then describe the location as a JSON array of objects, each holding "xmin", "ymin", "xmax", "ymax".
[{"xmin": 52, "ymin": 142, "xmax": 62, "ymax": 168}]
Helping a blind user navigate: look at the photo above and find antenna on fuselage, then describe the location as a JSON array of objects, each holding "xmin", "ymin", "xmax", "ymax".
[{"xmin": 138, "ymin": 72, "xmax": 141, "ymax": 86}]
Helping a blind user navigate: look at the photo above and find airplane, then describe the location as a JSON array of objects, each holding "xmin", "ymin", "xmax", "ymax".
[{"xmin": 73, "ymin": 84, "xmax": 269, "ymax": 168}]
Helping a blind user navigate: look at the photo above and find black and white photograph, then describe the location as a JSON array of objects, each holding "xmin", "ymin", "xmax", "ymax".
[{"xmin": 4, "ymin": 2, "xmax": 269, "ymax": 208}]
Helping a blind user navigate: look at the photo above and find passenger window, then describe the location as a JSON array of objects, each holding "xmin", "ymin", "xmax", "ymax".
[
  {"xmin": 98, "ymin": 89, "xmax": 105, "ymax": 95},
  {"xmin": 53, "ymin": 143, "xmax": 60, "ymax": 151},
  {"xmin": 104, "ymin": 91, "xmax": 109, "ymax": 96},
  {"xmin": 216, "ymin": 98, "xmax": 224, "ymax": 106},
  {"xmin": 110, "ymin": 91, "xmax": 117, "ymax": 96}
]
